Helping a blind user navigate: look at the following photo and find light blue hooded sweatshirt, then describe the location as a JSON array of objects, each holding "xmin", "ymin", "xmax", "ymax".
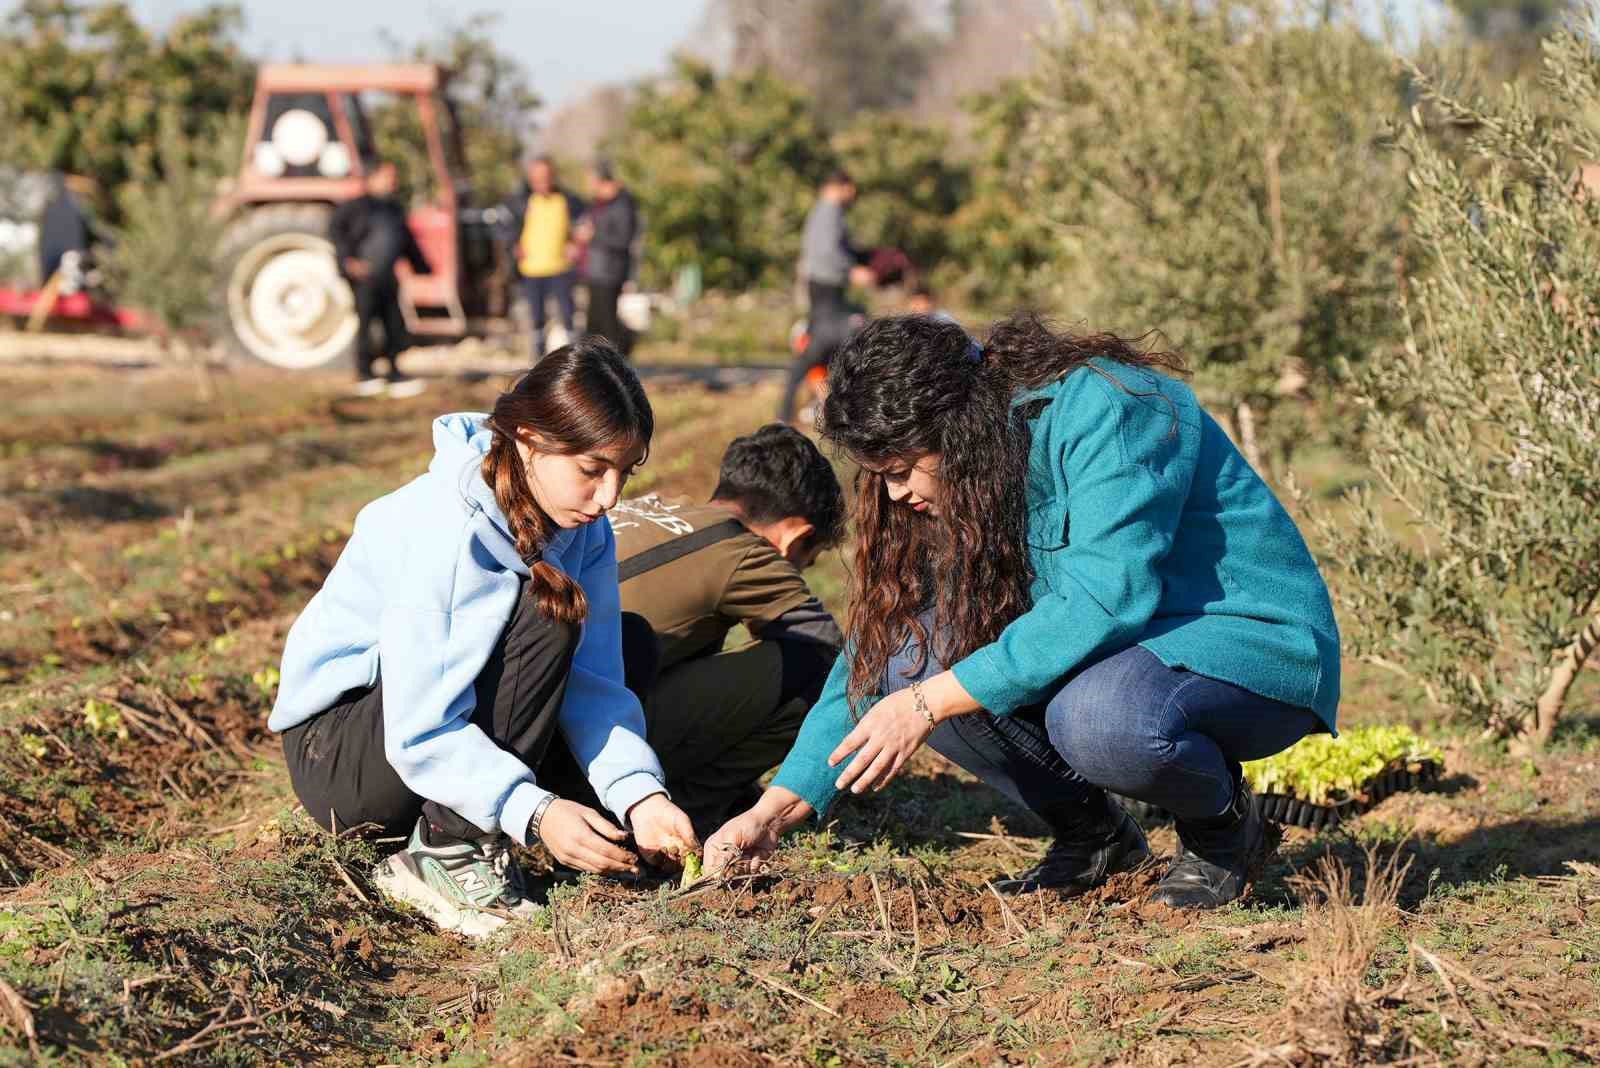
[{"xmin": 268, "ymin": 412, "xmax": 667, "ymax": 845}]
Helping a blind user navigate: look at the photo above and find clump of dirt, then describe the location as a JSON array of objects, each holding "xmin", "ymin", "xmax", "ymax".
[
  {"xmin": 1089, "ymin": 859, "xmax": 1165, "ymax": 907},
  {"xmin": 837, "ymin": 985, "xmax": 908, "ymax": 1022}
]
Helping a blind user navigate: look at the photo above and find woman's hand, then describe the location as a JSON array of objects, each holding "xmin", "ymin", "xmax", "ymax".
[
  {"xmin": 704, "ymin": 809, "xmax": 781, "ymax": 875},
  {"xmin": 828, "ymin": 686, "xmax": 935, "ymax": 795},
  {"xmin": 627, "ymin": 793, "xmax": 699, "ymax": 870},
  {"xmin": 536, "ymin": 799, "xmax": 640, "ymax": 876},
  {"xmin": 830, "ymin": 671, "xmax": 981, "ymax": 795},
  {"xmin": 704, "ymin": 787, "xmax": 813, "ymax": 875}
]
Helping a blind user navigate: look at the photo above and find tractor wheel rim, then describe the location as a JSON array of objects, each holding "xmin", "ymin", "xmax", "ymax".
[{"xmin": 227, "ymin": 232, "xmax": 356, "ymax": 369}]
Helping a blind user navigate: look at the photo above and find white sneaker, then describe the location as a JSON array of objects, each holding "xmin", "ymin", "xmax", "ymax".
[
  {"xmin": 384, "ymin": 377, "xmax": 427, "ymax": 399},
  {"xmin": 352, "ymin": 377, "xmax": 387, "ymax": 397},
  {"xmin": 368, "ymin": 818, "xmax": 535, "ymax": 939},
  {"xmin": 372, "ymin": 851, "xmax": 508, "ymax": 939}
]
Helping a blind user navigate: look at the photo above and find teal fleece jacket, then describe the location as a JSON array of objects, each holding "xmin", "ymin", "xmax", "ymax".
[
  {"xmin": 772, "ymin": 359, "xmax": 1341, "ymax": 818},
  {"xmin": 269, "ymin": 413, "xmax": 666, "ymax": 845}
]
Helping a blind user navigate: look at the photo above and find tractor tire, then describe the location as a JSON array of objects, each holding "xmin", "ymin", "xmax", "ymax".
[{"xmin": 218, "ymin": 203, "xmax": 358, "ymax": 371}]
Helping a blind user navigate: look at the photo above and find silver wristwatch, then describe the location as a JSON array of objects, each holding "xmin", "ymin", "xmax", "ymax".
[{"xmin": 528, "ymin": 794, "xmax": 556, "ymax": 843}]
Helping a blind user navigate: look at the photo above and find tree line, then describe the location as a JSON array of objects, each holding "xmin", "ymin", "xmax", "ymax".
[{"xmin": 0, "ymin": 0, "xmax": 1595, "ymax": 749}]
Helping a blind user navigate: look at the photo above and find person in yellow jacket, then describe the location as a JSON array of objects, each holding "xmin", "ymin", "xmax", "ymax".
[{"xmin": 502, "ymin": 155, "xmax": 587, "ymax": 360}]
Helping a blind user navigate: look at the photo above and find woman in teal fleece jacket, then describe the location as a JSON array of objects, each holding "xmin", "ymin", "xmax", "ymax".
[
  {"xmin": 706, "ymin": 315, "xmax": 1340, "ymax": 909},
  {"xmin": 271, "ymin": 339, "xmax": 696, "ymax": 938}
]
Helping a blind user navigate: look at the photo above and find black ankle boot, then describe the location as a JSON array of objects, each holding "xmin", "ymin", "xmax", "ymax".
[
  {"xmin": 1153, "ymin": 773, "xmax": 1265, "ymax": 910},
  {"xmin": 993, "ymin": 794, "xmax": 1151, "ymax": 896}
]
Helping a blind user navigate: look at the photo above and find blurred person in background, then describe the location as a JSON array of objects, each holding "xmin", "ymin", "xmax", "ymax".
[
  {"xmin": 329, "ymin": 161, "xmax": 431, "ymax": 398},
  {"xmin": 577, "ymin": 159, "xmax": 641, "ymax": 355},
  {"xmin": 778, "ymin": 169, "xmax": 875, "ymax": 424},
  {"xmin": 38, "ymin": 173, "xmax": 95, "ymax": 290},
  {"xmin": 501, "ymin": 155, "xmax": 586, "ymax": 360}
]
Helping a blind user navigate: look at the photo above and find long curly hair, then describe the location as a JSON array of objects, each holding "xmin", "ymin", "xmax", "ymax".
[
  {"xmin": 819, "ymin": 313, "xmax": 1186, "ymax": 705},
  {"xmin": 481, "ymin": 337, "xmax": 652, "ymax": 624}
]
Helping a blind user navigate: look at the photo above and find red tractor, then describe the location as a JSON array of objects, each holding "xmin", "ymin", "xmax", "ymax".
[{"xmin": 215, "ymin": 63, "xmax": 508, "ymax": 370}]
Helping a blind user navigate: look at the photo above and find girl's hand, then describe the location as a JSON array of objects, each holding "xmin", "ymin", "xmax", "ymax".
[
  {"xmin": 829, "ymin": 686, "xmax": 935, "ymax": 795},
  {"xmin": 704, "ymin": 787, "xmax": 813, "ymax": 876},
  {"xmin": 627, "ymin": 793, "xmax": 699, "ymax": 870},
  {"xmin": 536, "ymin": 799, "xmax": 641, "ymax": 876}
]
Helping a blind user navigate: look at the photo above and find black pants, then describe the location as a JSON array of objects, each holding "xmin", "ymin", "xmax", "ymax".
[
  {"xmin": 584, "ymin": 281, "xmax": 632, "ymax": 355},
  {"xmin": 778, "ymin": 281, "xmax": 852, "ymax": 423},
  {"xmin": 282, "ymin": 583, "xmax": 586, "ymax": 842},
  {"xmin": 352, "ymin": 273, "xmax": 411, "ymax": 381}
]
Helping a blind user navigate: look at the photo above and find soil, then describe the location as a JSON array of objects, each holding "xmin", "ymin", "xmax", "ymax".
[{"xmin": 3, "ymin": 359, "xmax": 1598, "ymax": 1067}]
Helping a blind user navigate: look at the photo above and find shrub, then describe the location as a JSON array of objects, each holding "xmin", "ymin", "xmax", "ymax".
[
  {"xmin": 1015, "ymin": 0, "xmax": 1409, "ymax": 470},
  {"xmin": 102, "ymin": 110, "xmax": 240, "ymax": 395},
  {"xmin": 1312, "ymin": 13, "xmax": 1600, "ymax": 746}
]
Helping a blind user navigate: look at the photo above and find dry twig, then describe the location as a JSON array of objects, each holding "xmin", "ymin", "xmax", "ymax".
[
  {"xmin": 984, "ymin": 881, "xmax": 1030, "ymax": 940},
  {"xmin": 0, "ymin": 978, "xmax": 39, "ymax": 1059},
  {"xmin": 717, "ymin": 957, "xmax": 839, "ymax": 1018}
]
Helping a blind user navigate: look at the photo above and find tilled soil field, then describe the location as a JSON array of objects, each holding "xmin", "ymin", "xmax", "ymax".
[{"xmin": 2, "ymin": 358, "xmax": 1598, "ymax": 1066}]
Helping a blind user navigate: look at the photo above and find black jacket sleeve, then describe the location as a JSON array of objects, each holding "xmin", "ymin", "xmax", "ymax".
[
  {"xmin": 566, "ymin": 190, "xmax": 589, "ymax": 226},
  {"xmin": 402, "ymin": 222, "xmax": 431, "ymax": 275},
  {"xmin": 328, "ymin": 198, "xmax": 364, "ymax": 262},
  {"xmin": 591, "ymin": 193, "xmax": 638, "ymax": 253}
]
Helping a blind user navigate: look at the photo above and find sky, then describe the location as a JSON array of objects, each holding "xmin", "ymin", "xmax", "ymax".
[
  {"xmin": 0, "ymin": 1, "xmax": 1455, "ymax": 240},
  {"xmin": 121, "ymin": 0, "xmax": 1443, "ymax": 112},
  {"xmin": 124, "ymin": 0, "xmax": 709, "ymax": 109}
]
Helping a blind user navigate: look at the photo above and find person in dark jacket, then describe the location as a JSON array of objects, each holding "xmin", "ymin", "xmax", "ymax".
[
  {"xmin": 496, "ymin": 156, "xmax": 587, "ymax": 360},
  {"xmin": 578, "ymin": 160, "xmax": 641, "ymax": 355},
  {"xmin": 38, "ymin": 173, "xmax": 93, "ymax": 287},
  {"xmin": 329, "ymin": 162, "xmax": 431, "ymax": 396},
  {"xmin": 779, "ymin": 170, "xmax": 876, "ymax": 423}
]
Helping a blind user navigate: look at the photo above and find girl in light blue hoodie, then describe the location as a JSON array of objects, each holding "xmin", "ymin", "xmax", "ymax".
[{"xmin": 271, "ymin": 339, "xmax": 697, "ymax": 937}]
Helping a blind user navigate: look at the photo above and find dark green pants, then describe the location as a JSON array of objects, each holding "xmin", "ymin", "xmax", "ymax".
[
  {"xmin": 562, "ymin": 616, "xmax": 827, "ymax": 836},
  {"xmin": 645, "ymin": 640, "xmax": 815, "ymax": 834}
]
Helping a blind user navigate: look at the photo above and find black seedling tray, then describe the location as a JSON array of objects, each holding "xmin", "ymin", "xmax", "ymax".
[
  {"xmin": 1117, "ymin": 759, "xmax": 1443, "ymax": 832},
  {"xmin": 1262, "ymin": 758, "xmax": 1443, "ymax": 830}
]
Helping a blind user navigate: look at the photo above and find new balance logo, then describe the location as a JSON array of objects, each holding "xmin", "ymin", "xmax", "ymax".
[{"xmin": 454, "ymin": 869, "xmax": 490, "ymax": 895}]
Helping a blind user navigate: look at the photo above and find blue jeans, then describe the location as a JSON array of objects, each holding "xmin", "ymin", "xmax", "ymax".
[
  {"xmin": 521, "ymin": 272, "xmax": 575, "ymax": 356},
  {"xmin": 889, "ymin": 624, "xmax": 1323, "ymax": 823},
  {"xmin": 888, "ymin": 625, "xmax": 1100, "ymax": 832}
]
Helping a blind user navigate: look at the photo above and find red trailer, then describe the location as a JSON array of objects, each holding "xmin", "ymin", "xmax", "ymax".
[{"xmin": 0, "ymin": 285, "xmax": 147, "ymax": 333}]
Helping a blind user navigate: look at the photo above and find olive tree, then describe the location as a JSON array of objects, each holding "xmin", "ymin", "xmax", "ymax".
[
  {"xmin": 1018, "ymin": 0, "xmax": 1409, "ymax": 470},
  {"xmin": 0, "ymin": 1, "xmax": 253, "ymax": 222},
  {"xmin": 103, "ymin": 111, "xmax": 240, "ymax": 398},
  {"xmin": 1311, "ymin": 13, "xmax": 1600, "ymax": 745}
]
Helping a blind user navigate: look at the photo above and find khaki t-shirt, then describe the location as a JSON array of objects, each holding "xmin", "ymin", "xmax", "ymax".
[{"xmin": 610, "ymin": 494, "xmax": 815, "ymax": 670}]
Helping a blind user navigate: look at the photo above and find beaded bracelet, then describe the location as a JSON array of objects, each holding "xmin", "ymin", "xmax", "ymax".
[{"xmin": 909, "ymin": 680, "xmax": 936, "ymax": 729}]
